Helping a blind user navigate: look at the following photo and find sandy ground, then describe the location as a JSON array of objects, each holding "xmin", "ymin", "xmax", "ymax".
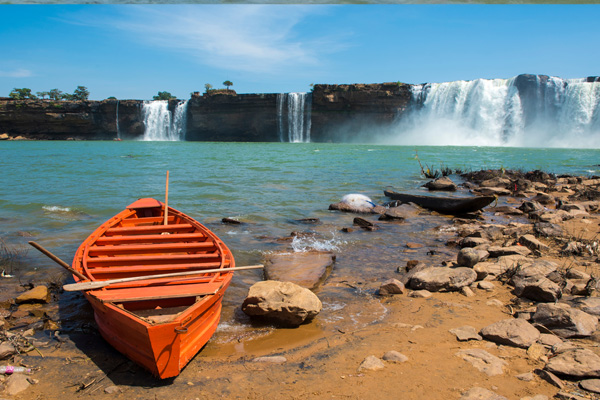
[{"xmin": 6, "ymin": 187, "xmax": 600, "ymax": 399}]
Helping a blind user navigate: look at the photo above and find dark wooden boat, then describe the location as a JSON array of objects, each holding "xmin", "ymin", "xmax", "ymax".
[
  {"xmin": 70, "ymin": 198, "xmax": 234, "ymax": 379},
  {"xmin": 383, "ymin": 190, "xmax": 496, "ymax": 214}
]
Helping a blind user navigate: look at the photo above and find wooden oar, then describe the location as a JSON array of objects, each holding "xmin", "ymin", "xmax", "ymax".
[
  {"xmin": 63, "ymin": 264, "xmax": 264, "ymax": 292},
  {"xmin": 28, "ymin": 241, "xmax": 88, "ymax": 281},
  {"xmin": 164, "ymin": 170, "xmax": 169, "ymax": 226}
]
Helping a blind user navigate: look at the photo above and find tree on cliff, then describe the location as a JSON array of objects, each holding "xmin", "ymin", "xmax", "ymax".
[
  {"xmin": 204, "ymin": 83, "xmax": 213, "ymax": 93},
  {"xmin": 153, "ymin": 91, "xmax": 176, "ymax": 100},
  {"xmin": 223, "ymin": 81, "xmax": 233, "ymax": 90},
  {"xmin": 9, "ymin": 88, "xmax": 37, "ymax": 100},
  {"xmin": 72, "ymin": 86, "xmax": 90, "ymax": 101},
  {"xmin": 36, "ymin": 91, "xmax": 50, "ymax": 99},
  {"xmin": 48, "ymin": 89, "xmax": 63, "ymax": 101}
]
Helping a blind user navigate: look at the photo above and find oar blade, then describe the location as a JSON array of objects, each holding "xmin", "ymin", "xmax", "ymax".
[{"xmin": 63, "ymin": 281, "xmax": 108, "ymax": 292}]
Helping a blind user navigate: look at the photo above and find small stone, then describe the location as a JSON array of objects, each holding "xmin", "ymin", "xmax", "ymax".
[
  {"xmin": 534, "ymin": 369, "xmax": 565, "ymax": 389},
  {"xmin": 15, "ymin": 286, "xmax": 49, "ymax": 304},
  {"xmin": 5, "ymin": 374, "xmax": 31, "ymax": 396},
  {"xmin": 378, "ymin": 279, "xmax": 405, "ymax": 296},
  {"xmin": 538, "ymin": 333, "xmax": 562, "ymax": 347},
  {"xmin": 456, "ymin": 349, "xmax": 507, "ymax": 376},
  {"xmin": 460, "ymin": 387, "xmax": 507, "ymax": 400},
  {"xmin": 487, "ymin": 299, "xmax": 504, "ymax": 307},
  {"xmin": 382, "ymin": 350, "xmax": 408, "ymax": 363},
  {"xmin": 408, "ymin": 290, "xmax": 432, "ymax": 298},
  {"xmin": 461, "ymin": 287, "xmax": 476, "ymax": 297},
  {"xmin": 104, "ymin": 385, "xmax": 122, "ymax": 394},
  {"xmin": 358, "ymin": 355, "xmax": 384, "ymax": 372},
  {"xmin": 478, "ymin": 281, "xmax": 495, "ymax": 291},
  {"xmin": 450, "ymin": 326, "xmax": 482, "ymax": 341},
  {"xmin": 0, "ymin": 343, "xmax": 17, "ymax": 360},
  {"xmin": 516, "ymin": 372, "xmax": 535, "ymax": 381},
  {"xmin": 579, "ymin": 379, "xmax": 600, "ymax": 394},
  {"xmin": 406, "ymin": 242, "xmax": 424, "ymax": 249},
  {"xmin": 527, "ymin": 343, "xmax": 548, "ymax": 361},
  {"xmin": 457, "ymin": 248, "xmax": 480, "ymax": 268}
]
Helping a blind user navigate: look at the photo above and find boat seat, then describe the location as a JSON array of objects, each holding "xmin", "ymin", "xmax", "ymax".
[
  {"xmin": 87, "ymin": 242, "xmax": 216, "ymax": 256},
  {"xmin": 88, "ymin": 261, "xmax": 226, "ymax": 276},
  {"xmin": 92, "ymin": 281, "xmax": 224, "ymax": 303},
  {"xmin": 95, "ymin": 233, "xmax": 207, "ymax": 246},
  {"xmin": 86, "ymin": 252, "xmax": 221, "ymax": 268},
  {"xmin": 119, "ymin": 216, "xmax": 177, "ymax": 227},
  {"xmin": 105, "ymin": 224, "xmax": 195, "ymax": 236}
]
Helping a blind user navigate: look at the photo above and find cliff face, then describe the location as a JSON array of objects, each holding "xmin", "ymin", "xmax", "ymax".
[
  {"xmin": 310, "ymin": 83, "xmax": 413, "ymax": 142},
  {"xmin": 0, "ymin": 83, "xmax": 414, "ymax": 142},
  {"xmin": 186, "ymin": 93, "xmax": 279, "ymax": 141},
  {"xmin": 0, "ymin": 99, "xmax": 144, "ymax": 140}
]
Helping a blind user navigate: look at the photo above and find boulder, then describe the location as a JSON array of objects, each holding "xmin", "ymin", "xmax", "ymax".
[
  {"xmin": 519, "ymin": 200, "xmax": 544, "ymax": 213},
  {"xmin": 480, "ymin": 318, "xmax": 540, "ymax": 348},
  {"xmin": 241, "ymin": 280, "xmax": 322, "ymax": 326},
  {"xmin": 532, "ymin": 303, "xmax": 598, "ymax": 338},
  {"xmin": 264, "ymin": 251, "xmax": 335, "ymax": 290},
  {"xmin": 531, "ymin": 193, "xmax": 555, "ymax": 205},
  {"xmin": 459, "ymin": 237, "xmax": 490, "ymax": 248},
  {"xmin": 409, "ymin": 267, "xmax": 477, "ymax": 292},
  {"xmin": 546, "ymin": 348, "xmax": 600, "ymax": 378}
]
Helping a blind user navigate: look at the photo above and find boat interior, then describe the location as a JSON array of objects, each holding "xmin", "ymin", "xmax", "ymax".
[{"xmin": 78, "ymin": 200, "xmax": 232, "ymax": 324}]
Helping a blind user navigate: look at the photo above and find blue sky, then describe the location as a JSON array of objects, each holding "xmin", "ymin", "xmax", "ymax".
[{"xmin": 1, "ymin": 5, "xmax": 599, "ymax": 100}]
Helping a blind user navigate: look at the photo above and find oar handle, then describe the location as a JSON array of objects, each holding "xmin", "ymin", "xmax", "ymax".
[{"xmin": 28, "ymin": 241, "xmax": 88, "ymax": 281}]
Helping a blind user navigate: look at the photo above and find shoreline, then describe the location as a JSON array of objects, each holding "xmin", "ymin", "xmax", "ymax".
[{"xmin": 2, "ymin": 168, "xmax": 600, "ymax": 398}]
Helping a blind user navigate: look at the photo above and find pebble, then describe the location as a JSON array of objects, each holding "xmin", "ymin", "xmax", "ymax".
[
  {"xmin": 408, "ymin": 290, "xmax": 432, "ymax": 298},
  {"xmin": 358, "ymin": 355, "xmax": 384, "ymax": 372},
  {"xmin": 382, "ymin": 351, "xmax": 408, "ymax": 363},
  {"xmin": 252, "ymin": 356, "xmax": 287, "ymax": 364}
]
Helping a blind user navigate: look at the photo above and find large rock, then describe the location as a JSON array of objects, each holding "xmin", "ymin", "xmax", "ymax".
[
  {"xmin": 409, "ymin": 267, "xmax": 477, "ymax": 292},
  {"xmin": 532, "ymin": 303, "xmax": 598, "ymax": 338},
  {"xmin": 264, "ymin": 251, "xmax": 335, "ymax": 290},
  {"xmin": 488, "ymin": 245, "xmax": 531, "ymax": 258},
  {"xmin": 480, "ymin": 318, "xmax": 540, "ymax": 348},
  {"xmin": 242, "ymin": 280, "xmax": 322, "ymax": 326},
  {"xmin": 518, "ymin": 234, "xmax": 549, "ymax": 252},
  {"xmin": 546, "ymin": 348, "xmax": 600, "ymax": 378}
]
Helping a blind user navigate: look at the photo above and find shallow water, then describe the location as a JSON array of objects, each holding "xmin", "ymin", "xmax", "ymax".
[{"xmin": 1, "ymin": 141, "xmax": 599, "ymax": 344}]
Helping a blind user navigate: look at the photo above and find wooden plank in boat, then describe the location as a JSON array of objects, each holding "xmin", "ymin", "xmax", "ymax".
[{"xmin": 93, "ymin": 282, "xmax": 222, "ymax": 303}]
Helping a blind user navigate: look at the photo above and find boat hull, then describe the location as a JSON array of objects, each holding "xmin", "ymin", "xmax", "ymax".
[{"xmin": 72, "ymin": 198, "xmax": 234, "ymax": 378}]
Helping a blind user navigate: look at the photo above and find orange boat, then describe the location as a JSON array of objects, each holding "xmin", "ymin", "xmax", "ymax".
[{"xmin": 70, "ymin": 198, "xmax": 234, "ymax": 379}]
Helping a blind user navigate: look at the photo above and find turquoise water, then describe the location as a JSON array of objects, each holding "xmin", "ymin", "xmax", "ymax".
[
  {"xmin": 2, "ymin": 141, "xmax": 600, "ymax": 338},
  {"xmin": 2, "ymin": 141, "xmax": 598, "ymax": 253}
]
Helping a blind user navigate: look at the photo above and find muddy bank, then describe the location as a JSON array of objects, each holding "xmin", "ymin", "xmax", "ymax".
[{"xmin": 3, "ymin": 169, "xmax": 600, "ymax": 399}]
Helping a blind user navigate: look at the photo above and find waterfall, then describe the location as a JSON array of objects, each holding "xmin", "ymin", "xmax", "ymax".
[
  {"xmin": 395, "ymin": 75, "xmax": 600, "ymax": 148},
  {"xmin": 116, "ymin": 100, "xmax": 120, "ymax": 140},
  {"xmin": 277, "ymin": 93, "xmax": 311, "ymax": 143},
  {"xmin": 141, "ymin": 100, "xmax": 188, "ymax": 141}
]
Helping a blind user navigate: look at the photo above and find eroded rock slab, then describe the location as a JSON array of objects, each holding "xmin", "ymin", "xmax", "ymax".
[
  {"xmin": 265, "ymin": 251, "xmax": 335, "ymax": 290},
  {"xmin": 456, "ymin": 349, "xmax": 507, "ymax": 376},
  {"xmin": 546, "ymin": 348, "xmax": 600, "ymax": 378},
  {"xmin": 532, "ymin": 303, "xmax": 598, "ymax": 338}
]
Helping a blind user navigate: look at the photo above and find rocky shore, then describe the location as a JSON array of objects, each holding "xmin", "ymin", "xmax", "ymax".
[{"xmin": 3, "ymin": 169, "xmax": 600, "ymax": 399}]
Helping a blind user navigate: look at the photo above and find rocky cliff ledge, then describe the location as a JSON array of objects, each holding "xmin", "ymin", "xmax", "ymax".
[
  {"xmin": 0, "ymin": 99, "xmax": 143, "ymax": 140},
  {"xmin": 310, "ymin": 83, "xmax": 413, "ymax": 142},
  {"xmin": 0, "ymin": 83, "xmax": 414, "ymax": 142}
]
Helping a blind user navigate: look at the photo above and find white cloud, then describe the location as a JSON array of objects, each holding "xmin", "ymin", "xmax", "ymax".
[
  {"xmin": 0, "ymin": 69, "xmax": 33, "ymax": 78},
  {"xmin": 73, "ymin": 5, "xmax": 342, "ymax": 74}
]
